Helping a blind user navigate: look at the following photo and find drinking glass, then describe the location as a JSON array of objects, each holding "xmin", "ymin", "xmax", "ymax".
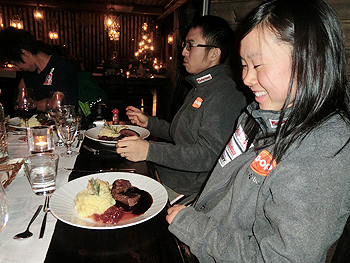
[
  {"xmin": 47, "ymin": 91, "xmax": 69, "ymax": 146},
  {"xmin": 55, "ymin": 105, "xmax": 80, "ymax": 157},
  {"xmin": 23, "ymin": 153, "xmax": 59, "ymax": 196},
  {"xmin": 13, "ymin": 88, "xmax": 37, "ymax": 141},
  {"xmin": 0, "ymin": 181, "xmax": 9, "ymax": 233}
]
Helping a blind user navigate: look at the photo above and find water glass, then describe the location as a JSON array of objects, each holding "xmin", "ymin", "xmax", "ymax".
[
  {"xmin": 55, "ymin": 105, "xmax": 79, "ymax": 157},
  {"xmin": 27, "ymin": 126, "xmax": 55, "ymax": 154},
  {"xmin": 23, "ymin": 153, "xmax": 59, "ymax": 196}
]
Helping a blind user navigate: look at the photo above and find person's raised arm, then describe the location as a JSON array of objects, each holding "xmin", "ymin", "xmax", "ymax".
[{"xmin": 125, "ymin": 106, "xmax": 148, "ymax": 127}]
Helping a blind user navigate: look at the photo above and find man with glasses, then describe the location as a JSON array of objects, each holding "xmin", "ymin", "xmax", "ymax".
[{"xmin": 117, "ymin": 15, "xmax": 246, "ymax": 204}]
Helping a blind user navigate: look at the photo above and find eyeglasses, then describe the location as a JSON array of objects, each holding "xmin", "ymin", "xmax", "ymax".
[{"xmin": 181, "ymin": 41, "xmax": 217, "ymax": 51}]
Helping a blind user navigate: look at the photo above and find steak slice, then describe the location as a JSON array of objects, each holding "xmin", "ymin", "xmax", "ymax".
[
  {"xmin": 120, "ymin": 129, "xmax": 140, "ymax": 137},
  {"xmin": 112, "ymin": 179, "xmax": 132, "ymax": 194},
  {"xmin": 111, "ymin": 179, "xmax": 141, "ymax": 207},
  {"xmin": 113, "ymin": 192, "xmax": 141, "ymax": 207}
]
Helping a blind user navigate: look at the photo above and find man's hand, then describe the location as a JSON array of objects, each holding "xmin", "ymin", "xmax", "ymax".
[
  {"xmin": 166, "ymin": 204, "xmax": 186, "ymax": 224},
  {"xmin": 116, "ymin": 136, "xmax": 149, "ymax": 162},
  {"xmin": 126, "ymin": 106, "xmax": 148, "ymax": 127}
]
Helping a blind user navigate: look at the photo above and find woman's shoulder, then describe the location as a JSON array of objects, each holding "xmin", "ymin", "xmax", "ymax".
[
  {"xmin": 300, "ymin": 114, "xmax": 350, "ymax": 153},
  {"xmin": 316, "ymin": 114, "xmax": 350, "ymax": 134}
]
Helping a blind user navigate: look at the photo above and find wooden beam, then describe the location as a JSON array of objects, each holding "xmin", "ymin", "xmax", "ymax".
[
  {"xmin": 157, "ymin": 0, "xmax": 188, "ymax": 20},
  {"xmin": 0, "ymin": 0, "xmax": 163, "ymax": 16}
]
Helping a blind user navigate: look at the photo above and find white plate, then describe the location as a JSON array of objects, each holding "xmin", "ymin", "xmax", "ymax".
[
  {"xmin": 9, "ymin": 117, "xmax": 26, "ymax": 129},
  {"xmin": 85, "ymin": 125, "xmax": 150, "ymax": 144},
  {"xmin": 50, "ymin": 172, "xmax": 168, "ymax": 229},
  {"xmin": 9, "ymin": 116, "xmax": 53, "ymax": 130}
]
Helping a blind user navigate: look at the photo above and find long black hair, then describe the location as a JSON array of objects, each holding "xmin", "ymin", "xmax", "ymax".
[{"xmin": 239, "ymin": 0, "xmax": 350, "ymax": 162}]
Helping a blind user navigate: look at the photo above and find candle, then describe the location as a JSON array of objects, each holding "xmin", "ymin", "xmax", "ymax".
[{"xmin": 27, "ymin": 126, "xmax": 54, "ymax": 154}]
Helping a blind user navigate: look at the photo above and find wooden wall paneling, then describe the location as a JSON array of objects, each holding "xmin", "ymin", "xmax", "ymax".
[
  {"xmin": 128, "ymin": 15, "xmax": 133, "ymax": 59},
  {"xmin": 42, "ymin": 9, "xmax": 48, "ymax": 43},
  {"xmin": 122, "ymin": 15, "xmax": 126, "ymax": 59},
  {"xmin": 67, "ymin": 11, "xmax": 73, "ymax": 58},
  {"xmin": 0, "ymin": 6, "xmax": 4, "ymax": 27},
  {"xmin": 98, "ymin": 14, "xmax": 104, "ymax": 65},
  {"xmin": 129, "ymin": 15, "xmax": 135, "ymax": 59},
  {"xmin": 75, "ymin": 12, "xmax": 81, "ymax": 64},
  {"xmin": 57, "ymin": 10, "xmax": 62, "ymax": 46},
  {"xmin": 83, "ymin": 12, "xmax": 88, "ymax": 70},
  {"xmin": 89, "ymin": 12, "xmax": 93, "ymax": 70},
  {"xmin": 0, "ymin": 4, "xmax": 161, "ymax": 71},
  {"xmin": 91, "ymin": 12, "xmax": 97, "ymax": 69},
  {"xmin": 25, "ymin": 7, "xmax": 33, "ymax": 34},
  {"xmin": 63, "ymin": 11, "xmax": 68, "ymax": 48},
  {"xmin": 86, "ymin": 12, "xmax": 89, "ymax": 69},
  {"xmin": 33, "ymin": 9, "xmax": 40, "ymax": 40},
  {"xmin": 3, "ymin": 7, "xmax": 8, "ymax": 28}
]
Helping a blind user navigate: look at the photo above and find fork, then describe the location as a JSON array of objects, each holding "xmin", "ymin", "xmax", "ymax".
[
  {"xmin": 39, "ymin": 195, "xmax": 51, "ymax": 239},
  {"xmin": 83, "ymin": 145, "xmax": 117, "ymax": 154},
  {"xmin": 76, "ymin": 132, "xmax": 84, "ymax": 148}
]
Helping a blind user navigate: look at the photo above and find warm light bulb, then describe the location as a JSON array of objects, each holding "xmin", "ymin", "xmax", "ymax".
[{"xmin": 33, "ymin": 8, "xmax": 44, "ymax": 20}]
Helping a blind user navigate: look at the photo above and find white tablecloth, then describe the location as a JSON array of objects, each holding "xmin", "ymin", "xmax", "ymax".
[{"xmin": 0, "ymin": 131, "xmax": 81, "ymax": 263}]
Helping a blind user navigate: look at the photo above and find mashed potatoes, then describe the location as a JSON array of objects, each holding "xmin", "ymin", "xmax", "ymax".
[
  {"xmin": 74, "ymin": 178, "xmax": 116, "ymax": 218},
  {"xmin": 98, "ymin": 125, "xmax": 128, "ymax": 140},
  {"xmin": 20, "ymin": 116, "xmax": 41, "ymax": 127}
]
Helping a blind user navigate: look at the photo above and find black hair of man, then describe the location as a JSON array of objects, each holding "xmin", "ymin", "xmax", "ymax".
[
  {"xmin": 0, "ymin": 27, "xmax": 39, "ymax": 63},
  {"xmin": 190, "ymin": 15, "xmax": 235, "ymax": 64}
]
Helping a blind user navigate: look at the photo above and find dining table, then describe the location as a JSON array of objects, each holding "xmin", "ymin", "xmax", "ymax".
[{"xmin": 0, "ymin": 127, "xmax": 197, "ymax": 263}]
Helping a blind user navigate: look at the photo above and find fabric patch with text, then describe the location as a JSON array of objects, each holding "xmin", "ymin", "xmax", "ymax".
[
  {"xmin": 196, "ymin": 74, "xmax": 212, "ymax": 84},
  {"xmin": 250, "ymin": 150, "xmax": 277, "ymax": 176},
  {"xmin": 192, "ymin": 97, "xmax": 203, "ymax": 108}
]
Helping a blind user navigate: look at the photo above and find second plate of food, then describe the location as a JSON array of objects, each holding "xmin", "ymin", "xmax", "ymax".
[{"xmin": 85, "ymin": 125, "xmax": 150, "ymax": 144}]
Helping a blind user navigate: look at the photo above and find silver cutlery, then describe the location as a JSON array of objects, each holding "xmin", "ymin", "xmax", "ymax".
[
  {"xmin": 13, "ymin": 205, "xmax": 43, "ymax": 239},
  {"xmin": 64, "ymin": 168, "xmax": 136, "ymax": 173},
  {"xmin": 39, "ymin": 195, "xmax": 51, "ymax": 239},
  {"xmin": 76, "ymin": 133, "xmax": 84, "ymax": 148},
  {"xmin": 83, "ymin": 145, "xmax": 117, "ymax": 154}
]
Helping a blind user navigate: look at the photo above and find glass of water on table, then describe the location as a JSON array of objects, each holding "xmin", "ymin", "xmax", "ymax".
[{"xmin": 23, "ymin": 153, "xmax": 59, "ymax": 196}]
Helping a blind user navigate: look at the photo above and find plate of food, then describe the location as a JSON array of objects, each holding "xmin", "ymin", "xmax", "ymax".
[
  {"xmin": 50, "ymin": 172, "xmax": 168, "ymax": 229},
  {"xmin": 9, "ymin": 114, "xmax": 54, "ymax": 130},
  {"xmin": 85, "ymin": 125, "xmax": 150, "ymax": 144}
]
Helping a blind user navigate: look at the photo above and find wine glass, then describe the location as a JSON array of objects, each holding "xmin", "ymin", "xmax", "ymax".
[
  {"xmin": 47, "ymin": 91, "xmax": 70, "ymax": 146},
  {"xmin": 13, "ymin": 88, "xmax": 37, "ymax": 141},
  {"xmin": 55, "ymin": 105, "xmax": 80, "ymax": 157},
  {"xmin": 0, "ymin": 182, "xmax": 9, "ymax": 233}
]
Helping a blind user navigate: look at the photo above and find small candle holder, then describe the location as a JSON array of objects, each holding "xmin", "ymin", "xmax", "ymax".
[{"xmin": 27, "ymin": 126, "xmax": 55, "ymax": 154}]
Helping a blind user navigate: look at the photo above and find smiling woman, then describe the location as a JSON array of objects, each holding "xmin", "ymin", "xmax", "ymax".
[{"xmin": 240, "ymin": 27, "xmax": 294, "ymax": 111}]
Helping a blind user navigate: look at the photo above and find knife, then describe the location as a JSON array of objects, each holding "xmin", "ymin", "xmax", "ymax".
[
  {"xmin": 64, "ymin": 168, "xmax": 136, "ymax": 173},
  {"xmin": 39, "ymin": 195, "xmax": 50, "ymax": 239},
  {"xmin": 83, "ymin": 145, "xmax": 116, "ymax": 154}
]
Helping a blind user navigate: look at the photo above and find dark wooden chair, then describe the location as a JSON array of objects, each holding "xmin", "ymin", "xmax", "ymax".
[{"xmin": 330, "ymin": 216, "xmax": 350, "ymax": 263}]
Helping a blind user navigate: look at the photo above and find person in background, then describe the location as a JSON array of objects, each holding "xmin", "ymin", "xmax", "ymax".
[
  {"xmin": 0, "ymin": 27, "xmax": 78, "ymax": 112},
  {"xmin": 166, "ymin": 0, "xmax": 350, "ymax": 262},
  {"xmin": 117, "ymin": 15, "xmax": 247, "ymax": 204}
]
